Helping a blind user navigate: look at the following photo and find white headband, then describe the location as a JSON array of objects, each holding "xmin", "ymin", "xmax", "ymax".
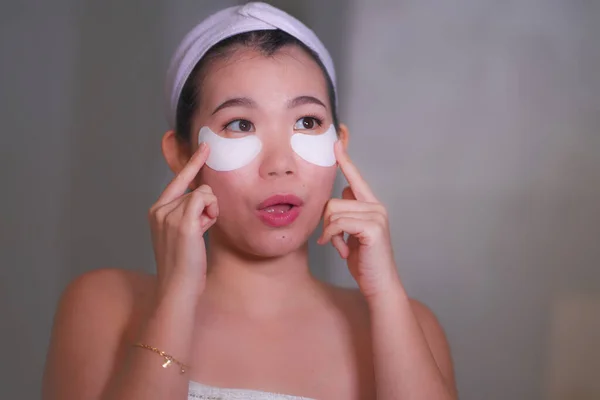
[{"xmin": 164, "ymin": 2, "xmax": 337, "ymax": 129}]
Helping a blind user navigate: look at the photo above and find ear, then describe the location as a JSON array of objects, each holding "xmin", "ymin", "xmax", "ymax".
[
  {"xmin": 338, "ymin": 123, "xmax": 350, "ymax": 151},
  {"xmin": 161, "ymin": 130, "xmax": 199, "ymax": 190}
]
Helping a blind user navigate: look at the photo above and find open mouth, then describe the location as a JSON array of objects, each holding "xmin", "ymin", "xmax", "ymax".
[
  {"xmin": 256, "ymin": 194, "xmax": 303, "ymax": 227},
  {"xmin": 262, "ymin": 203, "xmax": 294, "ymax": 214}
]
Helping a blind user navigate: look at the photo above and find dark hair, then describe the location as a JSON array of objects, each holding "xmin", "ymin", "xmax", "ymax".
[{"xmin": 175, "ymin": 29, "xmax": 339, "ymax": 141}]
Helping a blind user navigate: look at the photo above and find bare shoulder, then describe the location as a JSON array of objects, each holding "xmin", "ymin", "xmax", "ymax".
[
  {"xmin": 408, "ymin": 298, "xmax": 445, "ymax": 332},
  {"xmin": 50, "ymin": 267, "xmax": 158, "ymax": 349},
  {"xmin": 407, "ymin": 299, "xmax": 453, "ymax": 359},
  {"xmin": 329, "ymin": 286, "xmax": 447, "ymax": 334},
  {"xmin": 42, "ymin": 268, "xmax": 156, "ymax": 400},
  {"xmin": 320, "ymin": 284, "xmax": 365, "ymax": 305},
  {"xmin": 323, "ymin": 285, "xmax": 445, "ymax": 326},
  {"xmin": 322, "ymin": 284, "xmax": 444, "ymax": 317},
  {"xmin": 318, "ymin": 284, "xmax": 370, "ymax": 319},
  {"xmin": 62, "ymin": 267, "xmax": 154, "ymax": 306},
  {"xmin": 52, "ymin": 267, "xmax": 156, "ymax": 330},
  {"xmin": 405, "ymin": 298, "xmax": 457, "ymax": 395},
  {"xmin": 335, "ymin": 288, "xmax": 456, "ymax": 394},
  {"xmin": 409, "ymin": 298, "xmax": 457, "ymax": 395}
]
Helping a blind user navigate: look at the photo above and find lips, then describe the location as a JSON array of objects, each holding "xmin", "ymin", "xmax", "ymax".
[
  {"xmin": 257, "ymin": 194, "xmax": 304, "ymax": 209},
  {"xmin": 263, "ymin": 204, "xmax": 293, "ymax": 213},
  {"xmin": 256, "ymin": 194, "xmax": 303, "ymax": 227}
]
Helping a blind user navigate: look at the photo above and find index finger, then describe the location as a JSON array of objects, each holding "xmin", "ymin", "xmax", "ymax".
[
  {"xmin": 334, "ymin": 141, "xmax": 378, "ymax": 203},
  {"xmin": 157, "ymin": 143, "xmax": 210, "ymax": 205}
]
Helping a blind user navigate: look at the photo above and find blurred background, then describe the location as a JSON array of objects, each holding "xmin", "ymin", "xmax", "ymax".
[{"xmin": 1, "ymin": 0, "xmax": 599, "ymax": 399}]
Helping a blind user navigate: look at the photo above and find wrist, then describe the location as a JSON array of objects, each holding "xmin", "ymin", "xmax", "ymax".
[
  {"xmin": 153, "ymin": 278, "xmax": 203, "ymax": 318},
  {"xmin": 156, "ymin": 270, "xmax": 205, "ymax": 299},
  {"xmin": 365, "ymin": 275, "xmax": 408, "ymax": 313}
]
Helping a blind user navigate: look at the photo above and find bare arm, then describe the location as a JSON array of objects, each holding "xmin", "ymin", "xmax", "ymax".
[
  {"xmin": 42, "ymin": 268, "xmax": 198, "ymax": 400},
  {"xmin": 321, "ymin": 141, "xmax": 457, "ymax": 399},
  {"xmin": 43, "ymin": 143, "xmax": 217, "ymax": 400},
  {"xmin": 369, "ymin": 283, "xmax": 457, "ymax": 400}
]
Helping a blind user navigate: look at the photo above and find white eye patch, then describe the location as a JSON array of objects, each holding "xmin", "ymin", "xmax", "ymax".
[
  {"xmin": 198, "ymin": 126, "xmax": 262, "ymax": 171},
  {"xmin": 198, "ymin": 124, "xmax": 338, "ymax": 171},
  {"xmin": 291, "ymin": 124, "xmax": 338, "ymax": 167}
]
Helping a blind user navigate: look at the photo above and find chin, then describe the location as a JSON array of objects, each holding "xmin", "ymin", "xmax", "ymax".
[
  {"xmin": 244, "ymin": 231, "xmax": 308, "ymax": 258},
  {"xmin": 212, "ymin": 221, "xmax": 313, "ymax": 259}
]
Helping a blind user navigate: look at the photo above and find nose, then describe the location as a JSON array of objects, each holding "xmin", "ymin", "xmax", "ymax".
[{"xmin": 258, "ymin": 133, "xmax": 297, "ymax": 179}]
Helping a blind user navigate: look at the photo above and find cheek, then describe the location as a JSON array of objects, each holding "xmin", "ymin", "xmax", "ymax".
[
  {"xmin": 302, "ymin": 165, "xmax": 338, "ymax": 198},
  {"xmin": 201, "ymin": 169, "xmax": 245, "ymax": 191},
  {"xmin": 309, "ymin": 166, "xmax": 337, "ymax": 185},
  {"xmin": 198, "ymin": 167, "xmax": 255, "ymax": 209}
]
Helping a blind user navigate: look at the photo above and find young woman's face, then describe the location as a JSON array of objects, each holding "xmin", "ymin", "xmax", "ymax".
[{"xmin": 191, "ymin": 45, "xmax": 339, "ymax": 257}]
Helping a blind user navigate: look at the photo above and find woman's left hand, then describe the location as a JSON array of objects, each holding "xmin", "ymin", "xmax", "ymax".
[{"xmin": 318, "ymin": 141, "xmax": 401, "ymax": 299}]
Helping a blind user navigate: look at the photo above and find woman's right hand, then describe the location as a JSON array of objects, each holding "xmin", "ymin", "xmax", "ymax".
[{"xmin": 148, "ymin": 143, "xmax": 217, "ymax": 299}]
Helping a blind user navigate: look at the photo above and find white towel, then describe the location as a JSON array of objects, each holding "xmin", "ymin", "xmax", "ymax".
[{"xmin": 165, "ymin": 1, "xmax": 337, "ymax": 129}]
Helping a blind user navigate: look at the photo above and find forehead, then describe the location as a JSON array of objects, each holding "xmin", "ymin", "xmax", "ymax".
[{"xmin": 199, "ymin": 46, "xmax": 329, "ymax": 108}]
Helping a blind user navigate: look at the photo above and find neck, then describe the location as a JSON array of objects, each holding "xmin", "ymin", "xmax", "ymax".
[{"xmin": 201, "ymin": 230, "xmax": 321, "ymax": 318}]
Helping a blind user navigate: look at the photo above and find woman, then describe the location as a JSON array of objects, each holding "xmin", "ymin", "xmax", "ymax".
[{"xmin": 42, "ymin": 3, "xmax": 457, "ymax": 399}]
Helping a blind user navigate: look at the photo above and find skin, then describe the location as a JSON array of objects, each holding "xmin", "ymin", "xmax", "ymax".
[{"xmin": 42, "ymin": 45, "xmax": 457, "ymax": 400}]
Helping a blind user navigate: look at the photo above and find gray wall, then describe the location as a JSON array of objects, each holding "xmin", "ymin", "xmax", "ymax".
[
  {"xmin": 1, "ymin": 1, "xmax": 599, "ymax": 399},
  {"xmin": 334, "ymin": 2, "xmax": 600, "ymax": 399}
]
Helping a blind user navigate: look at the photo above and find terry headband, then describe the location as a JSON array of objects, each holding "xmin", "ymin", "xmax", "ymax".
[{"xmin": 164, "ymin": 1, "xmax": 337, "ymax": 130}]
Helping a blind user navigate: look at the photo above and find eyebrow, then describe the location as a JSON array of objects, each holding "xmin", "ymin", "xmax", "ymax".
[
  {"xmin": 287, "ymin": 95, "xmax": 327, "ymax": 109},
  {"xmin": 212, "ymin": 97, "xmax": 257, "ymax": 115},
  {"xmin": 211, "ymin": 95, "xmax": 327, "ymax": 115}
]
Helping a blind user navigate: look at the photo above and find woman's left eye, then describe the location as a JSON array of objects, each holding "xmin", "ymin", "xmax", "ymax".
[{"xmin": 294, "ymin": 117, "xmax": 322, "ymax": 131}]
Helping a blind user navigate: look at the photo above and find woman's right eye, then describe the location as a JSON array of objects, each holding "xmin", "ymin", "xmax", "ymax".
[{"xmin": 225, "ymin": 119, "xmax": 255, "ymax": 132}]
